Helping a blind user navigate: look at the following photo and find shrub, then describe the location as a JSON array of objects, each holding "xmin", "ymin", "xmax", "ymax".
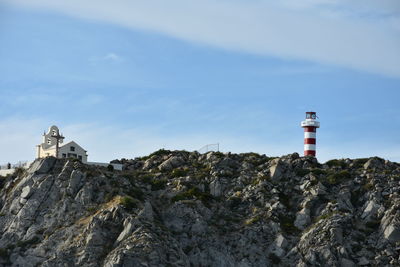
[
  {"xmin": 0, "ymin": 176, "xmax": 5, "ymax": 189},
  {"xmin": 242, "ymin": 152, "xmax": 260, "ymax": 158},
  {"xmin": 315, "ymin": 212, "xmax": 336, "ymax": 222},
  {"xmin": 325, "ymin": 159, "xmax": 347, "ymax": 168},
  {"xmin": 13, "ymin": 167, "xmax": 26, "ymax": 178},
  {"xmin": 193, "ymin": 166, "xmax": 211, "ymax": 180},
  {"xmin": 269, "ymin": 253, "xmax": 281, "ymax": 264},
  {"xmin": 244, "ymin": 215, "xmax": 261, "ymax": 226},
  {"xmin": 296, "ymin": 169, "xmax": 310, "ymax": 177},
  {"xmin": 149, "ymin": 149, "xmax": 172, "ymax": 158},
  {"xmin": 120, "ymin": 196, "xmax": 138, "ymax": 210},
  {"xmin": 107, "ymin": 165, "xmax": 114, "ymax": 171},
  {"xmin": 126, "ymin": 187, "xmax": 144, "ymax": 201},
  {"xmin": 0, "ymin": 248, "xmax": 8, "ymax": 258},
  {"xmin": 171, "ymin": 187, "xmax": 213, "ymax": 206},
  {"xmin": 362, "ymin": 182, "xmax": 374, "ymax": 191},
  {"xmin": 170, "ymin": 168, "xmax": 188, "ymax": 178},
  {"xmin": 311, "ymin": 168, "xmax": 327, "ymax": 175},
  {"xmin": 352, "ymin": 158, "xmax": 369, "ymax": 169},
  {"xmin": 326, "ymin": 170, "xmax": 351, "ymax": 185},
  {"xmin": 104, "ymin": 192, "xmax": 113, "ymax": 202},
  {"xmin": 278, "ymin": 192, "xmax": 291, "ymax": 209},
  {"xmin": 150, "ymin": 179, "xmax": 167, "ymax": 191},
  {"xmin": 139, "ymin": 174, "xmax": 155, "ymax": 184},
  {"xmin": 16, "ymin": 237, "xmax": 40, "ymax": 249},
  {"xmin": 228, "ymin": 196, "xmax": 242, "ymax": 209},
  {"xmin": 279, "ymin": 214, "xmax": 299, "ymax": 234},
  {"xmin": 365, "ymin": 220, "xmax": 380, "ymax": 229},
  {"xmin": 86, "ymin": 168, "xmax": 102, "ymax": 178}
]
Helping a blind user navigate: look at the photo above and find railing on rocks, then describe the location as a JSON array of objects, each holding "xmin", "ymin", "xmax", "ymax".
[
  {"xmin": 197, "ymin": 143, "xmax": 220, "ymax": 154},
  {"xmin": 0, "ymin": 161, "xmax": 30, "ymax": 170}
]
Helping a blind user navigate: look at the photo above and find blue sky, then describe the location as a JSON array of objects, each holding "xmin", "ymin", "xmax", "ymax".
[{"xmin": 0, "ymin": 0, "xmax": 399, "ymax": 163}]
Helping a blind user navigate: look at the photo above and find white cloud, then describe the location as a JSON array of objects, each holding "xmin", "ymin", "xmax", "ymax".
[
  {"xmin": 89, "ymin": 52, "xmax": 123, "ymax": 64},
  {"xmin": 103, "ymin": 53, "xmax": 122, "ymax": 62},
  {"xmin": 280, "ymin": 0, "xmax": 400, "ymax": 14},
  {"xmin": 3, "ymin": 0, "xmax": 400, "ymax": 77}
]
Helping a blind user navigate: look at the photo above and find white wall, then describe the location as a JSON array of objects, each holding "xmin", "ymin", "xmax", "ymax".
[
  {"xmin": 0, "ymin": 169, "xmax": 14, "ymax": 176},
  {"xmin": 59, "ymin": 141, "xmax": 88, "ymax": 163}
]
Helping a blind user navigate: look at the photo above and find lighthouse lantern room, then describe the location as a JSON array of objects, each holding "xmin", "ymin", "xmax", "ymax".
[{"xmin": 301, "ymin": 112, "xmax": 320, "ymax": 157}]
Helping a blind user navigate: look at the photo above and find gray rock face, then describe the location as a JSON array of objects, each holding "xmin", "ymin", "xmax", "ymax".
[
  {"xmin": 20, "ymin": 186, "xmax": 32, "ymax": 199},
  {"xmin": 384, "ymin": 224, "xmax": 400, "ymax": 242},
  {"xmin": 361, "ymin": 200, "xmax": 379, "ymax": 221},
  {"xmin": 269, "ymin": 160, "xmax": 284, "ymax": 181},
  {"xmin": 310, "ymin": 182, "xmax": 327, "ymax": 196},
  {"xmin": 209, "ymin": 179, "xmax": 223, "ymax": 197},
  {"xmin": 364, "ymin": 157, "xmax": 384, "ymax": 169},
  {"xmin": 0, "ymin": 154, "xmax": 399, "ymax": 267},
  {"xmin": 68, "ymin": 170, "xmax": 83, "ymax": 195},
  {"xmin": 159, "ymin": 156, "xmax": 183, "ymax": 171},
  {"xmin": 341, "ymin": 258, "xmax": 356, "ymax": 267},
  {"xmin": 27, "ymin": 157, "xmax": 57, "ymax": 174},
  {"xmin": 294, "ymin": 208, "xmax": 311, "ymax": 230}
]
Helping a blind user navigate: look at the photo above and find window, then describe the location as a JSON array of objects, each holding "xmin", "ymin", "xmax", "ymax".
[
  {"xmin": 78, "ymin": 155, "xmax": 82, "ymax": 161},
  {"xmin": 52, "ymin": 130, "xmax": 56, "ymax": 136},
  {"xmin": 47, "ymin": 138, "xmax": 51, "ymax": 144},
  {"xmin": 70, "ymin": 146, "xmax": 75, "ymax": 152},
  {"xmin": 62, "ymin": 153, "xmax": 66, "ymax": 158}
]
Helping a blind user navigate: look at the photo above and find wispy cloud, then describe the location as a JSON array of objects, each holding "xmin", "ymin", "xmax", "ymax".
[
  {"xmin": 89, "ymin": 52, "xmax": 123, "ymax": 64},
  {"xmin": 103, "ymin": 53, "xmax": 122, "ymax": 62},
  {"xmin": 4, "ymin": 0, "xmax": 400, "ymax": 77}
]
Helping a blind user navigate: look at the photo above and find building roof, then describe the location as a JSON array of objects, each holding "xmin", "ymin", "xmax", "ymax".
[{"xmin": 60, "ymin": 141, "xmax": 88, "ymax": 153}]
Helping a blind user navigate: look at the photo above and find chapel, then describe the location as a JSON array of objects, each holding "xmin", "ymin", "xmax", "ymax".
[{"xmin": 36, "ymin": 125, "xmax": 88, "ymax": 163}]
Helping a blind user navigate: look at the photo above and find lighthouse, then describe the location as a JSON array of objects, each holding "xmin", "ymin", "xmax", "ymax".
[{"xmin": 301, "ymin": 112, "xmax": 320, "ymax": 157}]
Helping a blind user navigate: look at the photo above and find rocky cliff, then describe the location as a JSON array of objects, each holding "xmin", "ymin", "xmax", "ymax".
[{"xmin": 0, "ymin": 151, "xmax": 399, "ymax": 266}]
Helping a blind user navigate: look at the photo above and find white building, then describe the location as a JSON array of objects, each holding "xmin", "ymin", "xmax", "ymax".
[{"xmin": 36, "ymin": 125, "xmax": 88, "ymax": 163}]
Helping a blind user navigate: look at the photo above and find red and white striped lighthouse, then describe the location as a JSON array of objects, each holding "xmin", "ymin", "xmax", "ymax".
[{"xmin": 301, "ymin": 112, "xmax": 320, "ymax": 157}]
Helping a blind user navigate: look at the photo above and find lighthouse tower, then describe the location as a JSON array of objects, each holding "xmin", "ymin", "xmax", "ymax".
[{"xmin": 301, "ymin": 112, "xmax": 320, "ymax": 157}]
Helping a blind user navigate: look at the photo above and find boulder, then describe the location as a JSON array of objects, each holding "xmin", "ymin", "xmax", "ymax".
[
  {"xmin": 341, "ymin": 258, "xmax": 356, "ymax": 267},
  {"xmin": 364, "ymin": 158, "xmax": 384, "ymax": 170},
  {"xmin": 21, "ymin": 186, "xmax": 33, "ymax": 199},
  {"xmin": 275, "ymin": 234, "xmax": 288, "ymax": 249},
  {"xmin": 159, "ymin": 156, "xmax": 183, "ymax": 171},
  {"xmin": 68, "ymin": 170, "xmax": 83, "ymax": 195},
  {"xmin": 310, "ymin": 182, "xmax": 327, "ymax": 196},
  {"xmin": 210, "ymin": 179, "xmax": 223, "ymax": 197},
  {"xmin": 336, "ymin": 189, "xmax": 354, "ymax": 212},
  {"xmin": 361, "ymin": 200, "xmax": 379, "ymax": 221},
  {"xmin": 137, "ymin": 201, "xmax": 154, "ymax": 221},
  {"xmin": 28, "ymin": 157, "xmax": 57, "ymax": 174},
  {"xmin": 270, "ymin": 160, "xmax": 284, "ymax": 181},
  {"xmin": 384, "ymin": 224, "xmax": 400, "ymax": 242},
  {"xmin": 116, "ymin": 218, "xmax": 135, "ymax": 244},
  {"xmin": 143, "ymin": 156, "xmax": 157, "ymax": 170},
  {"xmin": 358, "ymin": 257, "xmax": 369, "ymax": 266},
  {"xmin": 217, "ymin": 158, "xmax": 238, "ymax": 169},
  {"xmin": 294, "ymin": 208, "xmax": 311, "ymax": 230}
]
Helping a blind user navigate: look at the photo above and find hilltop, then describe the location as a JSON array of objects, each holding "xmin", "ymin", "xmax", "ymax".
[{"xmin": 0, "ymin": 150, "xmax": 399, "ymax": 266}]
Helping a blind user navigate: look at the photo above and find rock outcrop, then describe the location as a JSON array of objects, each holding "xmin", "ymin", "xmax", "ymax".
[{"xmin": 0, "ymin": 152, "xmax": 399, "ymax": 266}]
